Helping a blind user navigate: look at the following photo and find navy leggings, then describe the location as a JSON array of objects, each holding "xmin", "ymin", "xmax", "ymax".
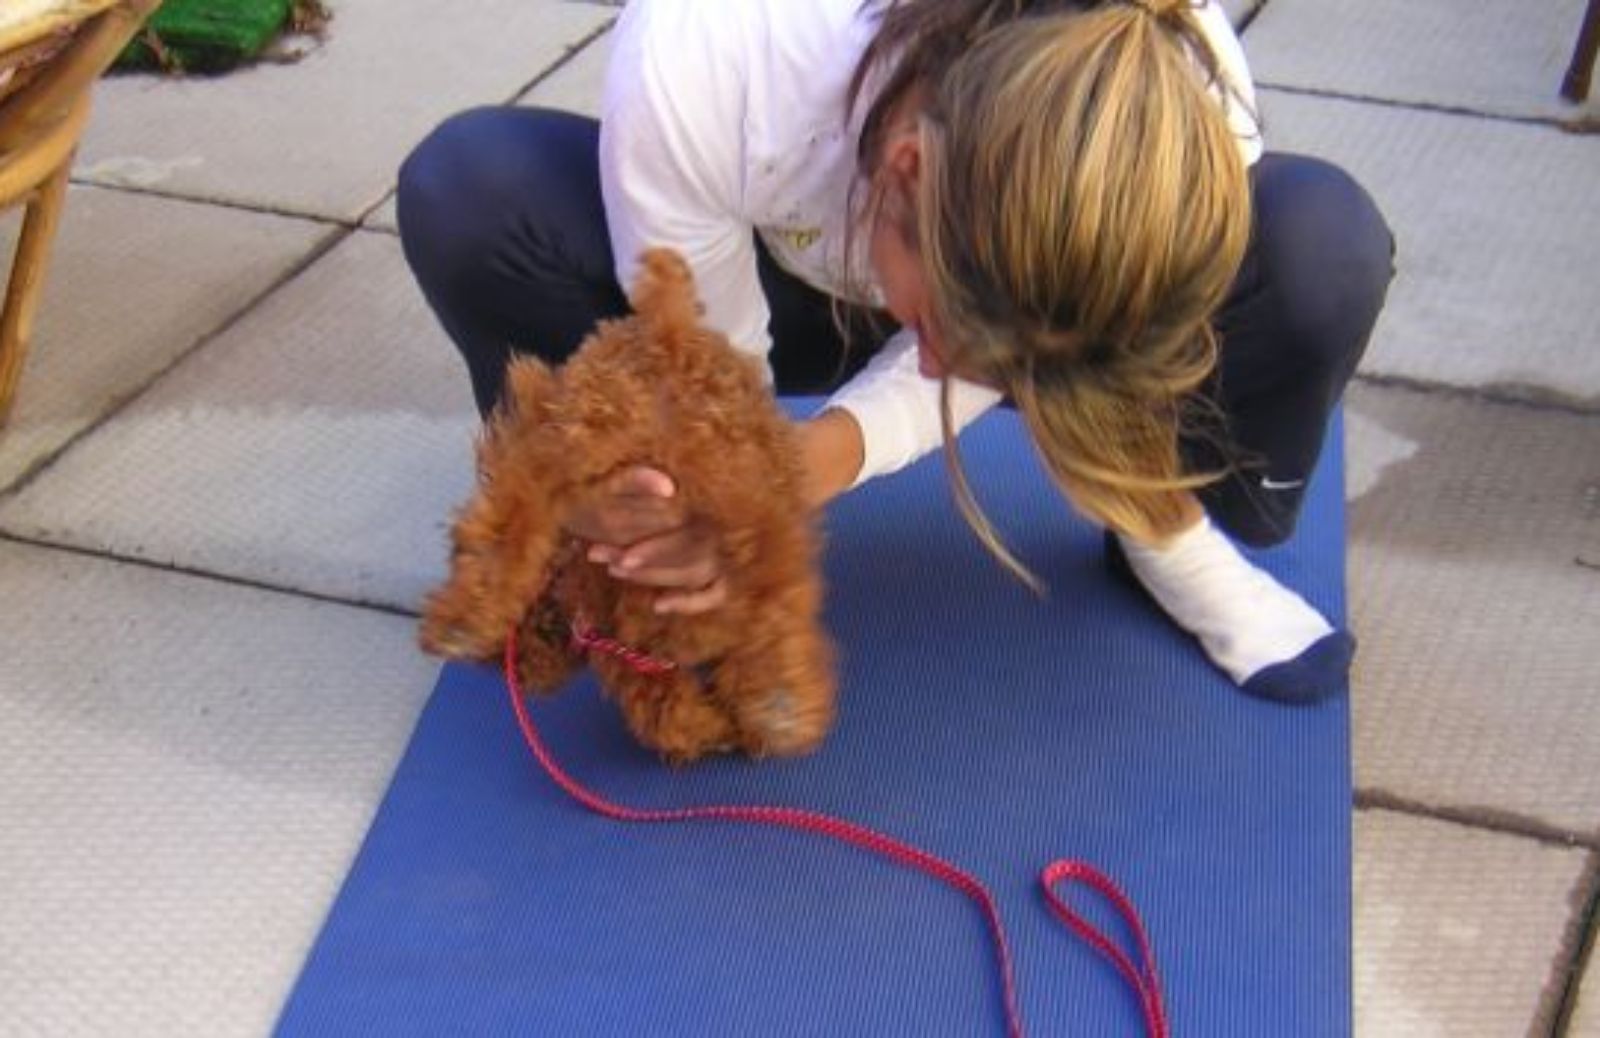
[{"xmin": 397, "ymin": 107, "xmax": 1394, "ymax": 547}]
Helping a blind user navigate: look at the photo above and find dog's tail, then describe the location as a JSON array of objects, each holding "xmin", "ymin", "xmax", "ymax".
[{"xmin": 629, "ymin": 248, "xmax": 703, "ymax": 343}]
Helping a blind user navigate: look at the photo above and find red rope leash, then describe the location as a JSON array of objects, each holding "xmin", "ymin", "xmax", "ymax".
[
  {"xmin": 568, "ymin": 613, "xmax": 679, "ymax": 676},
  {"xmin": 504, "ymin": 634, "xmax": 1169, "ymax": 1036}
]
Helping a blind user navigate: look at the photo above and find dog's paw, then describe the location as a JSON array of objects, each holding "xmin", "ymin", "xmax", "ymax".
[
  {"xmin": 738, "ymin": 685, "xmax": 829, "ymax": 758},
  {"xmin": 648, "ymin": 714, "xmax": 741, "ymax": 767},
  {"xmin": 615, "ymin": 670, "xmax": 741, "ymax": 765},
  {"xmin": 417, "ymin": 614, "xmax": 498, "ymax": 663}
]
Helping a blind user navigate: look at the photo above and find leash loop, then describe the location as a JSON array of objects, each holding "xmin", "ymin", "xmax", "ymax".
[{"xmin": 1042, "ymin": 861, "xmax": 1169, "ymax": 1038}]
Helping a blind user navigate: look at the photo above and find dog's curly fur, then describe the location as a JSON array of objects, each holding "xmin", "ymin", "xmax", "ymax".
[{"xmin": 419, "ymin": 249, "xmax": 837, "ymax": 763}]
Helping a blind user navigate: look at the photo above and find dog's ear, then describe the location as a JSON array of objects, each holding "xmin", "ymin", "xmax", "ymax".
[
  {"xmin": 419, "ymin": 356, "xmax": 574, "ymax": 662},
  {"xmin": 630, "ymin": 249, "xmax": 703, "ymax": 336},
  {"xmin": 499, "ymin": 354, "xmax": 558, "ymax": 424}
]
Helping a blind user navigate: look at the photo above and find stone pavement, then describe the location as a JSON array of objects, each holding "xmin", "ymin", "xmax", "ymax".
[{"xmin": 1, "ymin": 0, "xmax": 1596, "ymax": 1034}]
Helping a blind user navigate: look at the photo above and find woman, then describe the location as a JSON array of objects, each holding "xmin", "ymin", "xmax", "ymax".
[{"xmin": 397, "ymin": 0, "xmax": 1393, "ymax": 702}]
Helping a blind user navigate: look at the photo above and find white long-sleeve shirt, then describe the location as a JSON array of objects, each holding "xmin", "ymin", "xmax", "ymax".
[{"xmin": 599, "ymin": 0, "xmax": 1260, "ymax": 485}]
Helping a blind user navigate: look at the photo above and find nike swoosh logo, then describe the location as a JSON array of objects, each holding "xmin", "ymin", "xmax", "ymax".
[{"xmin": 1260, "ymin": 477, "xmax": 1306, "ymax": 491}]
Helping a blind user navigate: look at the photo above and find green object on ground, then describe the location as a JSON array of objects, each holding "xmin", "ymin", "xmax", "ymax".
[{"xmin": 115, "ymin": 0, "xmax": 292, "ymax": 73}]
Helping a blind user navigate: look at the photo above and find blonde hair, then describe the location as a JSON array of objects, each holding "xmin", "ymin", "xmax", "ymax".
[{"xmin": 853, "ymin": 0, "xmax": 1253, "ymax": 589}]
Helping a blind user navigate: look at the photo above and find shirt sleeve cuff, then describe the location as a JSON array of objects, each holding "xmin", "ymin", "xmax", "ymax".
[{"xmin": 824, "ymin": 329, "xmax": 1003, "ymax": 487}]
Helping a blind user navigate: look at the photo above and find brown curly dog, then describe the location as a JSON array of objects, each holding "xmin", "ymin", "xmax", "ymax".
[{"xmin": 420, "ymin": 249, "xmax": 837, "ymax": 764}]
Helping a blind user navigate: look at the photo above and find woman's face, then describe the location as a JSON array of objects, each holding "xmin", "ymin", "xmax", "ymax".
[
  {"xmin": 868, "ymin": 205, "xmax": 951, "ymax": 379},
  {"xmin": 867, "ymin": 123, "xmax": 955, "ymax": 380}
]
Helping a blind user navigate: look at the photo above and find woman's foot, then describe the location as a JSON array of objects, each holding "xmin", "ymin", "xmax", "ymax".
[{"xmin": 1106, "ymin": 516, "xmax": 1354, "ymax": 703}]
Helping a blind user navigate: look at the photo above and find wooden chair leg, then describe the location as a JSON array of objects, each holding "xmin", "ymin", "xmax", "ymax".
[
  {"xmin": 0, "ymin": 157, "xmax": 72, "ymax": 427},
  {"xmin": 1562, "ymin": 0, "xmax": 1600, "ymax": 102}
]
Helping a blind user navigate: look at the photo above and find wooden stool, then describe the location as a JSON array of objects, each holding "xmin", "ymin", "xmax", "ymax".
[
  {"xmin": 0, "ymin": 0, "xmax": 161, "ymax": 427},
  {"xmin": 1564, "ymin": 0, "xmax": 1600, "ymax": 102}
]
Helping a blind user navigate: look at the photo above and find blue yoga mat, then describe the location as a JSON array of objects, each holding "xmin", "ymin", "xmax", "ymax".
[{"xmin": 278, "ymin": 407, "xmax": 1350, "ymax": 1036}]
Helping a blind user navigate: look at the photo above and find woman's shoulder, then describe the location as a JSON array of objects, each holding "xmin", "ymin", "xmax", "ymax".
[
  {"xmin": 1190, "ymin": 0, "xmax": 1263, "ymax": 164},
  {"xmin": 609, "ymin": 0, "xmax": 875, "ymax": 145},
  {"xmin": 613, "ymin": 0, "xmax": 870, "ymax": 82}
]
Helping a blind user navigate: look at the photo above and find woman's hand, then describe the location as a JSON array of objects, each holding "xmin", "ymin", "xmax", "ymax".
[
  {"xmin": 798, "ymin": 408, "xmax": 865, "ymax": 509},
  {"xmin": 565, "ymin": 466, "xmax": 728, "ymax": 615}
]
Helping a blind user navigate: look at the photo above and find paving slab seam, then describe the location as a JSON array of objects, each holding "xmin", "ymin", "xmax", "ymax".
[
  {"xmin": 1548, "ymin": 851, "xmax": 1600, "ymax": 1036},
  {"xmin": 1234, "ymin": 0, "xmax": 1268, "ymax": 33},
  {"xmin": 353, "ymin": 18, "xmax": 617, "ymax": 235},
  {"xmin": 0, "ymin": 529, "xmax": 421, "ymax": 621},
  {"xmin": 1353, "ymin": 371, "xmax": 1600, "ymax": 418},
  {"xmin": 1356, "ymin": 790, "xmax": 1598, "ymax": 851},
  {"xmin": 64, "ymin": 175, "xmax": 370, "ymax": 230},
  {"xmin": 508, "ymin": 17, "xmax": 616, "ymax": 105},
  {"xmin": 1257, "ymin": 82, "xmax": 1600, "ymax": 135},
  {"xmin": 0, "ymin": 224, "xmax": 353, "ymax": 499}
]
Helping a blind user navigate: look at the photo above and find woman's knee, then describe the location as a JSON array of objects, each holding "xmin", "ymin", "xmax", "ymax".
[
  {"xmin": 1251, "ymin": 154, "xmax": 1396, "ymax": 373},
  {"xmin": 398, "ymin": 107, "xmax": 533, "ymax": 263}
]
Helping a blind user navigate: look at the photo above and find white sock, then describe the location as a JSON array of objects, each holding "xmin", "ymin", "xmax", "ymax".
[{"xmin": 1116, "ymin": 515, "xmax": 1344, "ymax": 695}]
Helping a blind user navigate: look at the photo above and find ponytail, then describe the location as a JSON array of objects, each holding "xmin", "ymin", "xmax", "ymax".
[{"xmin": 851, "ymin": 1, "xmax": 1253, "ymax": 581}]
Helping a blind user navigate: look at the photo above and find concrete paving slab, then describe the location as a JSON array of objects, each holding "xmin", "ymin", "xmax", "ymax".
[
  {"xmin": 366, "ymin": 27, "xmax": 614, "ymax": 233},
  {"xmin": 1343, "ymin": 381, "xmax": 1600, "ymax": 835},
  {"xmin": 1354, "ymin": 810, "xmax": 1587, "ymax": 1036},
  {"xmin": 0, "ymin": 185, "xmax": 333, "ymax": 491},
  {"xmin": 0, "ymin": 540, "xmax": 437, "ymax": 1037},
  {"xmin": 1245, "ymin": 0, "xmax": 1600, "ymax": 123},
  {"xmin": 1259, "ymin": 89, "xmax": 1600, "ymax": 407},
  {"xmin": 75, "ymin": 1, "xmax": 615, "ymax": 221},
  {"xmin": 513, "ymin": 21, "xmax": 613, "ymax": 114},
  {"xmin": 1575, "ymin": 943, "xmax": 1600, "ymax": 1035},
  {"xmin": 0, "ymin": 230, "xmax": 479, "ymax": 611}
]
